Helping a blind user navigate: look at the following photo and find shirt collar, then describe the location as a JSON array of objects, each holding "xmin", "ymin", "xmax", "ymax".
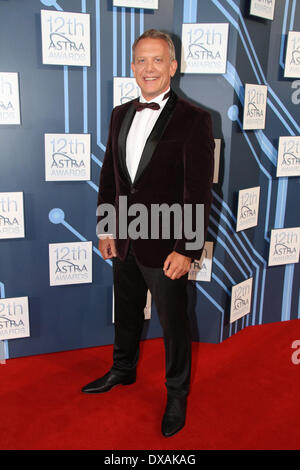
[{"xmin": 140, "ymin": 87, "xmax": 170, "ymax": 104}]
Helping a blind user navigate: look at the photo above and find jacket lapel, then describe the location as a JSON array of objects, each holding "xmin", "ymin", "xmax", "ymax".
[
  {"xmin": 117, "ymin": 90, "xmax": 178, "ymax": 187},
  {"xmin": 117, "ymin": 101, "xmax": 137, "ymax": 184}
]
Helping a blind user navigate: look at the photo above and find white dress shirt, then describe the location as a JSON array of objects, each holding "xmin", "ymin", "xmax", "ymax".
[{"xmin": 126, "ymin": 87, "xmax": 170, "ymax": 183}]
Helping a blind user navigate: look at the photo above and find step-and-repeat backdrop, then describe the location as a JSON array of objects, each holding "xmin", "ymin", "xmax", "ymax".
[{"xmin": 0, "ymin": 0, "xmax": 299, "ymax": 359}]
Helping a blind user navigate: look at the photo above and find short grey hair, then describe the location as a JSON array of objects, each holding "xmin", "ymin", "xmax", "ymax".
[{"xmin": 132, "ymin": 29, "xmax": 176, "ymax": 62}]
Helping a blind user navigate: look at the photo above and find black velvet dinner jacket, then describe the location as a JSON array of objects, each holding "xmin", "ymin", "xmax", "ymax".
[{"xmin": 97, "ymin": 89, "xmax": 215, "ymax": 268}]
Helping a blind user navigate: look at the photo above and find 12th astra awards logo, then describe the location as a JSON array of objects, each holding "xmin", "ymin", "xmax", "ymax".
[
  {"xmin": 0, "ymin": 192, "xmax": 25, "ymax": 239},
  {"xmin": 41, "ymin": 10, "xmax": 91, "ymax": 67},
  {"xmin": 181, "ymin": 23, "xmax": 229, "ymax": 74},
  {"xmin": 268, "ymin": 228, "xmax": 300, "ymax": 266},
  {"xmin": 285, "ymin": 32, "xmax": 300, "ymax": 79},
  {"xmin": 0, "ymin": 73, "xmax": 20, "ymax": 125},
  {"xmin": 45, "ymin": 134, "xmax": 91, "ymax": 181},
  {"xmin": 277, "ymin": 137, "xmax": 300, "ymax": 177}
]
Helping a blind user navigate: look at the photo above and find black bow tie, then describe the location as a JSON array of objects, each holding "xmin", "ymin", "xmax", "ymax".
[
  {"xmin": 134, "ymin": 101, "xmax": 160, "ymax": 111},
  {"xmin": 134, "ymin": 90, "xmax": 171, "ymax": 112}
]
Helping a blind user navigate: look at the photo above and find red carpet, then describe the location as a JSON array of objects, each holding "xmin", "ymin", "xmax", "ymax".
[{"xmin": 1, "ymin": 319, "xmax": 300, "ymax": 450}]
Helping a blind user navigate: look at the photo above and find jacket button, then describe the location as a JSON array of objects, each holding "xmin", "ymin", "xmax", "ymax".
[{"xmin": 130, "ymin": 187, "xmax": 137, "ymax": 194}]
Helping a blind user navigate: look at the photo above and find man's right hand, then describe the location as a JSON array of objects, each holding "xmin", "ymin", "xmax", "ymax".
[{"xmin": 98, "ymin": 237, "xmax": 117, "ymax": 259}]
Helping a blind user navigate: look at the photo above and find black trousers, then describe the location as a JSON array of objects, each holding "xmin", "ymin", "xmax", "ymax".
[{"xmin": 112, "ymin": 243, "xmax": 192, "ymax": 398}]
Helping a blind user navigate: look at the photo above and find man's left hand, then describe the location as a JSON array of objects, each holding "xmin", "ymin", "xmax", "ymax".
[{"xmin": 163, "ymin": 251, "xmax": 191, "ymax": 280}]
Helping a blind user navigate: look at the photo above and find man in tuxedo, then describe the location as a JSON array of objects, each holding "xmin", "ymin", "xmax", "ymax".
[{"xmin": 82, "ymin": 29, "xmax": 215, "ymax": 438}]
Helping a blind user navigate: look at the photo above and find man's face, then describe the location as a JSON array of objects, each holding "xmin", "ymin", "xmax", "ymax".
[{"xmin": 131, "ymin": 38, "xmax": 177, "ymax": 101}]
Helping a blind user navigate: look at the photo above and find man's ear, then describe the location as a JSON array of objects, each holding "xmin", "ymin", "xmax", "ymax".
[
  {"xmin": 170, "ymin": 60, "xmax": 178, "ymax": 78},
  {"xmin": 131, "ymin": 62, "xmax": 136, "ymax": 77}
]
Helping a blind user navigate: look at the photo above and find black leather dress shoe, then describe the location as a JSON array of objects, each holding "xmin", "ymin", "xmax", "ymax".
[
  {"xmin": 81, "ymin": 369, "xmax": 136, "ymax": 393},
  {"xmin": 161, "ymin": 396, "xmax": 187, "ymax": 437}
]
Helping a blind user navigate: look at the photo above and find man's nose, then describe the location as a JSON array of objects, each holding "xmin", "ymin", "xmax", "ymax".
[{"xmin": 145, "ymin": 60, "xmax": 155, "ymax": 72}]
